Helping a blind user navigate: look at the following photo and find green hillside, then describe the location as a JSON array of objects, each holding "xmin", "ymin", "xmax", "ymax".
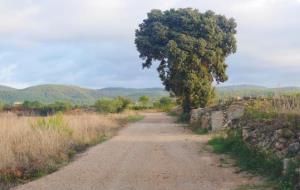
[
  {"xmin": 0, "ymin": 84, "xmax": 299, "ymax": 105},
  {"xmin": 0, "ymin": 85, "xmax": 169, "ymax": 104}
]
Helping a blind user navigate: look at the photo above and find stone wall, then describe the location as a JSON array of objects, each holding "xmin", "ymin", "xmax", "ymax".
[
  {"xmin": 190, "ymin": 101, "xmax": 245, "ymax": 131},
  {"xmin": 190, "ymin": 101, "xmax": 300, "ymax": 158},
  {"xmin": 191, "ymin": 100, "xmax": 300, "ymax": 185}
]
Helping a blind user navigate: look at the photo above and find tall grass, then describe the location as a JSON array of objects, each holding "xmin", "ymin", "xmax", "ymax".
[
  {"xmin": 245, "ymin": 94, "xmax": 300, "ymax": 121},
  {"xmin": 272, "ymin": 94, "xmax": 300, "ymax": 114},
  {"xmin": 0, "ymin": 111, "xmax": 137, "ymax": 187},
  {"xmin": 209, "ymin": 131, "xmax": 296, "ymax": 190}
]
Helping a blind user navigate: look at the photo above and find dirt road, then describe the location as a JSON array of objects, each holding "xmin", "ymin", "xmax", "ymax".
[{"xmin": 14, "ymin": 112, "xmax": 261, "ymax": 190}]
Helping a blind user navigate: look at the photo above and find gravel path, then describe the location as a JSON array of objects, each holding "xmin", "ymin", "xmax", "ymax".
[{"xmin": 13, "ymin": 112, "xmax": 261, "ymax": 190}]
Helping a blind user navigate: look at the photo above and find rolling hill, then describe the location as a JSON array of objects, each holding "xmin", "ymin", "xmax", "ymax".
[
  {"xmin": 0, "ymin": 84, "xmax": 299, "ymax": 105},
  {"xmin": 0, "ymin": 85, "xmax": 169, "ymax": 105}
]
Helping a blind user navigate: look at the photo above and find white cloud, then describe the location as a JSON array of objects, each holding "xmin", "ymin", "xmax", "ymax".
[{"xmin": 0, "ymin": 0, "xmax": 299, "ymax": 88}]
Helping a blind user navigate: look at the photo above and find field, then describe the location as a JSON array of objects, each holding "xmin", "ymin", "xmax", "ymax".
[{"xmin": 0, "ymin": 111, "xmax": 141, "ymax": 189}]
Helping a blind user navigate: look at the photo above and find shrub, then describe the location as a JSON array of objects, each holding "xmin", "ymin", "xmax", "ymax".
[
  {"xmin": 153, "ymin": 96, "xmax": 174, "ymax": 112},
  {"xmin": 94, "ymin": 97, "xmax": 132, "ymax": 113},
  {"xmin": 114, "ymin": 96, "xmax": 132, "ymax": 112},
  {"xmin": 94, "ymin": 98, "xmax": 116, "ymax": 113},
  {"xmin": 138, "ymin": 96, "xmax": 150, "ymax": 107},
  {"xmin": 31, "ymin": 113, "xmax": 73, "ymax": 136},
  {"xmin": 22, "ymin": 101, "xmax": 43, "ymax": 109}
]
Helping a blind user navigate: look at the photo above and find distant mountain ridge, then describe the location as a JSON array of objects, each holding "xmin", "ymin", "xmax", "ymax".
[
  {"xmin": 0, "ymin": 84, "xmax": 169, "ymax": 104},
  {"xmin": 0, "ymin": 84, "xmax": 299, "ymax": 105}
]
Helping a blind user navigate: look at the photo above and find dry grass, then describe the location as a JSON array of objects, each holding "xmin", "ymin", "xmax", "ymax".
[
  {"xmin": 272, "ymin": 94, "xmax": 300, "ymax": 114},
  {"xmin": 0, "ymin": 111, "xmax": 138, "ymax": 186}
]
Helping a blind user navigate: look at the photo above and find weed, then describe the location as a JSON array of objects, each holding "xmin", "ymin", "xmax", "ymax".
[
  {"xmin": 208, "ymin": 130, "xmax": 298, "ymax": 190},
  {"xmin": 126, "ymin": 115, "xmax": 145, "ymax": 122}
]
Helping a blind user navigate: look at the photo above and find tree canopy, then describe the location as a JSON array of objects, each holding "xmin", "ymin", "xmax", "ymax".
[{"xmin": 135, "ymin": 8, "xmax": 237, "ymax": 113}]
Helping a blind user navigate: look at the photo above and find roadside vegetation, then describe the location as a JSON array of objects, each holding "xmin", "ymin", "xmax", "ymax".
[
  {"xmin": 0, "ymin": 95, "xmax": 169, "ymax": 189},
  {"xmin": 0, "ymin": 111, "xmax": 141, "ymax": 189},
  {"xmin": 0, "ymin": 94, "xmax": 176, "ymax": 189},
  {"xmin": 208, "ymin": 94, "xmax": 300, "ymax": 190}
]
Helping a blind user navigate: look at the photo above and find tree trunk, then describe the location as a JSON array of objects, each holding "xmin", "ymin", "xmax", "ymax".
[{"xmin": 182, "ymin": 94, "xmax": 191, "ymax": 114}]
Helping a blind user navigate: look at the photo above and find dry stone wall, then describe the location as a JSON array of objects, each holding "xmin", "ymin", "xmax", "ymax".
[
  {"xmin": 190, "ymin": 101, "xmax": 245, "ymax": 131},
  {"xmin": 191, "ymin": 100, "xmax": 300, "ymax": 185}
]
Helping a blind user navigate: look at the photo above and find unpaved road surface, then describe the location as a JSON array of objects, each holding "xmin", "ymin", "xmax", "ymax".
[{"xmin": 14, "ymin": 113, "xmax": 261, "ymax": 190}]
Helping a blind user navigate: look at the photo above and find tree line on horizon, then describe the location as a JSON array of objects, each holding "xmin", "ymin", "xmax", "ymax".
[{"xmin": 0, "ymin": 95, "xmax": 175, "ymax": 116}]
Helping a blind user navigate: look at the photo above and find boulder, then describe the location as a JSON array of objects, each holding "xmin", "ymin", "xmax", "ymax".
[
  {"xmin": 227, "ymin": 104, "xmax": 245, "ymax": 121},
  {"xmin": 211, "ymin": 111, "xmax": 225, "ymax": 131},
  {"xmin": 288, "ymin": 142, "xmax": 300, "ymax": 154}
]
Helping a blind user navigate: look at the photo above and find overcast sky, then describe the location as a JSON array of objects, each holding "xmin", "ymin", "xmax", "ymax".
[{"xmin": 0, "ymin": 0, "xmax": 299, "ymax": 89}]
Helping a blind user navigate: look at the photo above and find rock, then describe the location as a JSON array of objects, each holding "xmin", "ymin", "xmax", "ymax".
[
  {"xmin": 211, "ymin": 111, "xmax": 225, "ymax": 131},
  {"xmin": 200, "ymin": 115, "xmax": 210, "ymax": 129},
  {"xmin": 275, "ymin": 129, "xmax": 283, "ymax": 135},
  {"xmin": 279, "ymin": 138, "xmax": 288, "ymax": 143},
  {"xmin": 288, "ymin": 142, "xmax": 300, "ymax": 154},
  {"xmin": 283, "ymin": 158, "xmax": 290, "ymax": 175},
  {"xmin": 227, "ymin": 104, "xmax": 244, "ymax": 121},
  {"xmin": 282, "ymin": 128, "xmax": 294, "ymax": 139},
  {"xmin": 242, "ymin": 129, "xmax": 250, "ymax": 141},
  {"xmin": 275, "ymin": 142, "xmax": 284, "ymax": 150}
]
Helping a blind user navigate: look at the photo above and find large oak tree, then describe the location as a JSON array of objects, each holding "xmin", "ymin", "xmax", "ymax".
[{"xmin": 135, "ymin": 8, "xmax": 237, "ymax": 113}]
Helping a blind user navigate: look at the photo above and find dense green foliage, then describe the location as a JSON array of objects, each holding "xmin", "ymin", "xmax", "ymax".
[
  {"xmin": 135, "ymin": 8, "xmax": 237, "ymax": 113},
  {"xmin": 18, "ymin": 101, "xmax": 73, "ymax": 115},
  {"xmin": 94, "ymin": 97, "xmax": 131, "ymax": 113},
  {"xmin": 138, "ymin": 95, "xmax": 150, "ymax": 107},
  {"xmin": 209, "ymin": 131, "xmax": 298, "ymax": 190},
  {"xmin": 153, "ymin": 96, "xmax": 175, "ymax": 111}
]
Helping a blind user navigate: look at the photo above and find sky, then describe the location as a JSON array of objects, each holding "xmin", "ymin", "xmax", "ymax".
[{"xmin": 0, "ymin": 0, "xmax": 299, "ymax": 89}]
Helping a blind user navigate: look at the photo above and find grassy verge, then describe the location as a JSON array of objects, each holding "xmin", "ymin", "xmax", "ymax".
[
  {"xmin": 125, "ymin": 115, "xmax": 145, "ymax": 122},
  {"xmin": 0, "ymin": 112, "xmax": 142, "ymax": 190},
  {"xmin": 208, "ymin": 130, "xmax": 298, "ymax": 190}
]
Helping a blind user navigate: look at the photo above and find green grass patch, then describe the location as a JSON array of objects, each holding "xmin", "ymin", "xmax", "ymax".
[
  {"xmin": 194, "ymin": 127, "xmax": 209, "ymax": 135},
  {"xmin": 126, "ymin": 115, "xmax": 144, "ymax": 122},
  {"xmin": 167, "ymin": 111, "xmax": 178, "ymax": 117},
  {"xmin": 208, "ymin": 130, "xmax": 298, "ymax": 190},
  {"xmin": 176, "ymin": 112, "xmax": 190, "ymax": 123}
]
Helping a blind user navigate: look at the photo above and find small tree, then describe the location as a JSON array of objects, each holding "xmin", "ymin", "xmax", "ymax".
[
  {"xmin": 135, "ymin": 8, "xmax": 237, "ymax": 113},
  {"xmin": 139, "ymin": 96, "xmax": 150, "ymax": 107},
  {"xmin": 115, "ymin": 96, "xmax": 132, "ymax": 112},
  {"xmin": 94, "ymin": 97, "xmax": 132, "ymax": 113},
  {"xmin": 155, "ymin": 96, "xmax": 174, "ymax": 112},
  {"xmin": 94, "ymin": 98, "xmax": 116, "ymax": 113}
]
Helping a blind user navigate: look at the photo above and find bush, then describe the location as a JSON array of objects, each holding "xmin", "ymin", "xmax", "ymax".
[
  {"xmin": 153, "ymin": 96, "xmax": 174, "ymax": 112},
  {"xmin": 20, "ymin": 101, "xmax": 74, "ymax": 116},
  {"xmin": 177, "ymin": 112, "xmax": 190, "ymax": 123},
  {"xmin": 23, "ymin": 101, "xmax": 43, "ymax": 109},
  {"xmin": 138, "ymin": 96, "xmax": 150, "ymax": 107},
  {"xmin": 115, "ymin": 96, "xmax": 132, "ymax": 112},
  {"xmin": 31, "ymin": 113, "xmax": 73, "ymax": 136},
  {"xmin": 94, "ymin": 97, "xmax": 132, "ymax": 113}
]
